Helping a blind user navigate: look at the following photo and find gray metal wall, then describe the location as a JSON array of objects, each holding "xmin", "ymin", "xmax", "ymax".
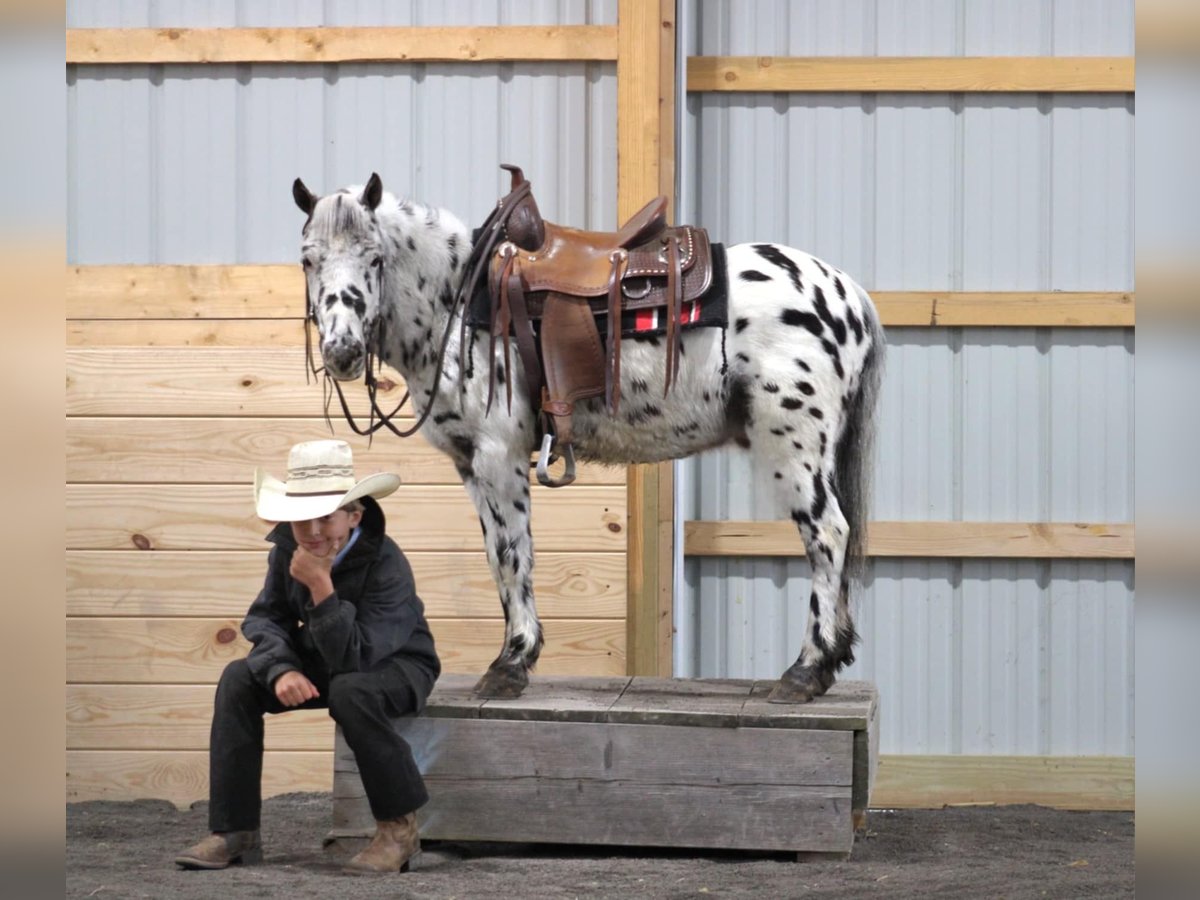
[
  {"xmin": 66, "ymin": 0, "xmax": 619, "ymax": 265},
  {"xmin": 676, "ymin": 0, "xmax": 1134, "ymax": 757}
]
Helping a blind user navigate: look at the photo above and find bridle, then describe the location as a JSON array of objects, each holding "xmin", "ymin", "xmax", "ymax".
[{"xmin": 303, "ymin": 178, "xmax": 533, "ymax": 441}]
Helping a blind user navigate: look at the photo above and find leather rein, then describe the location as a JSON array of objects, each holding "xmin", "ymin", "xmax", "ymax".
[{"xmin": 304, "ymin": 180, "xmax": 533, "ymax": 441}]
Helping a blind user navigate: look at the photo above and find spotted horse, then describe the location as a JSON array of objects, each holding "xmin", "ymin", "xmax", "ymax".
[{"xmin": 291, "ymin": 166, "xmax": 885, "ymax": 704}]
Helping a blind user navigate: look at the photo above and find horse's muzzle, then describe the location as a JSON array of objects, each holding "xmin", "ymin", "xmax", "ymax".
[{"xmin": 321, "ymin": 338, "xmax": 365, "ymax": 380}]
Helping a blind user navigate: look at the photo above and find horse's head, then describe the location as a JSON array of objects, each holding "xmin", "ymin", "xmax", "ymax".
[{"xmin": 292, "ymin": 174, "xmax": 386, "ymax": 380}]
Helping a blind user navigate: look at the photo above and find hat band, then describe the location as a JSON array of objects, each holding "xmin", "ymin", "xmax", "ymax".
[{"xmin": 285, "ymin": 489, "xmax": 348, "ymax": 497}]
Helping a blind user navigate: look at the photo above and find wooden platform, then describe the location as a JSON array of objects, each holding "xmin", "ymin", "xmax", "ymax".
[{"xmin": 328, "ymin": 675, "xmax": 879, "ymax": 856}]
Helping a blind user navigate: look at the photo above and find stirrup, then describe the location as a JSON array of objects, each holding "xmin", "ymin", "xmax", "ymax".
[{"xmin": 536, "ymin": 433, "xmax": 576, "ymax": 488}]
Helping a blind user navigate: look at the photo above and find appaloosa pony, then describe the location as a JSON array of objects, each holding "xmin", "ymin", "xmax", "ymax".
[{"xmin": 291, "ymin": 170, "xmax": 885, "ymax": 704}]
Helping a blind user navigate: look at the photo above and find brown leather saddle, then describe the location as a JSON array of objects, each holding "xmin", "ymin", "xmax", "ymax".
[{"xmin": 469, "ymin": 164, "xmax": 715, "ymax": 486}]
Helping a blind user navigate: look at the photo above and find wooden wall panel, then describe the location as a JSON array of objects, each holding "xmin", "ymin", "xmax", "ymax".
[
  {"xmin": 67, "ymin": 550, "xmax": 626, "ymax": 619},
  {"xmin": 66, "ymin": 347, "xmax": 406, "ymax": 417},
  {"xmin": 67, "ymin": 684, "xmax": 334, "ymax": 751},
  {"xmin": 66, "ymin": 618, "xmax": 626, "ymax": 683},
  {"xmin": 66, "ymin": 484, "xmax": 626, "ymax": 552},
  {"xmin": 66, "ymin": 750, "xmax": 332, "ymax": 806},
  {"xmin": 66, "ymin": 417, "xmax": 623, "ymax": 485}
]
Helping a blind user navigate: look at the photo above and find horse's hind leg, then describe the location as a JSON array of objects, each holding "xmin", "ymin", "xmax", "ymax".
[
  {"xmin": 766, "ymin": 466, "xmax": 856, "ymax": 703},
  {"xmin": 458, "ymin": 449, "xmax": 543, "ymax": 699},
  {"xmin": 743, "ymin": 397, "xmax": 856, "ymax": 704}
]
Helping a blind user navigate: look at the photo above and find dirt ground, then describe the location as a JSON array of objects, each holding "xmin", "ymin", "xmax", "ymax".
[{"xmin": 67, "ymin": 792, "xmax": 1133, "ymax": 899}]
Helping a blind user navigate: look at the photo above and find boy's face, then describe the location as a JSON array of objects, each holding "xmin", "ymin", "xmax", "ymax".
[{"xmin": 290, "ymin": 508, "xmax": 362, "ymax": 558}]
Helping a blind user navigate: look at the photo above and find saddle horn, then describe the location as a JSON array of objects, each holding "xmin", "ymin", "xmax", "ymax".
[{"xmin": 498, "ymin": 163, "xmax": 544, "ymax": 251}]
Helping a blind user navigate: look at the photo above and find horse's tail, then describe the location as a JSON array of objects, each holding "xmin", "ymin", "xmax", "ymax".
[{"xmin": 835, "ymin": 280, "xmax": 886, "ymax": 580}]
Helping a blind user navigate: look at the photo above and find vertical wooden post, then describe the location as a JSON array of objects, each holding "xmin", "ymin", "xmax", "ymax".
[{"xmin": 618, "ymin": 0, "xmax": 676, "ymax": 677}]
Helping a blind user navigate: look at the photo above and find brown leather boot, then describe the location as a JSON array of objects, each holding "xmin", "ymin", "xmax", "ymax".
[
  {"xmin": 342, "ymin": 813, "xmax": 420, "ymax": 875},
  {"xmin": 174, "ymin": 831, "xmax": 262, "ymax": 869}
]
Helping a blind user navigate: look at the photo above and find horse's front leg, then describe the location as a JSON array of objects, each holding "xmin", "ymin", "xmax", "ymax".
[{"xmin": 459, "ymin": 448, "xmax": 543, "ymax": 699}]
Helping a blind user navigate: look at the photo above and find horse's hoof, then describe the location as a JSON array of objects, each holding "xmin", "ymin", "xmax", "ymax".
[
  {"xmin": 472, "ymin": 665, "xmax": 528, "ymax": 700},
  {"xmin": 766, "ymin": 666, "xmax": 834, "ymax": 704}
]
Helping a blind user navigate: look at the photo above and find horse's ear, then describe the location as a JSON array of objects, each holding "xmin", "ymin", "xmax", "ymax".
[
  {"xmin": 293, "ymin": 178, "xmax": 316, "ymax": 215},
  {"xmin": 360, "ymin": 173, "xmax": 383, "ymax": 211}
]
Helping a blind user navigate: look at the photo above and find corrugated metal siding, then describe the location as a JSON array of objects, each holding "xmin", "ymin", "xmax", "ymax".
[
  {"xmin": 67, "ymin": 0, "xmax": 618, "ymax": 265},
  {"xmin": 677, "ymin": 0, "xmax": 1134, "ymax": 757}
]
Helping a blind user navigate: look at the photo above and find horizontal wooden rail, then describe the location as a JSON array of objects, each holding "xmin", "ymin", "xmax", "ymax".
[
  {"xmin": 67, "ymin": 25, "xmax": 619, "ymax": 64},
  {"xmin": 66, "ymin": 617, "xmax": 625, "ymax": 683},
  {"xmin": 64, "ymin": 748, "xmax": 1133, "ymax": 810},
  {"xmin": 67, "ymin": 266, "xmax": 1135, "ymax": 328},
  {"xmin": 874, "ymin": 754, "xmax": 1133, "ymax": 811},
  {"xmin": 67, "ymin": 549, "xmax": 625, "ymax": 619},
  {"xmin": 685, "ymin": 521, "xmax": 1134, "ymax": 560},
  {"xmin": 688, "ymin": 56, "xmax": 1134, "ymax": 93}
]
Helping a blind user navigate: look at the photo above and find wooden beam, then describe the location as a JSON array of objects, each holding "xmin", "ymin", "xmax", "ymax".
[
  {"xmin": 872, "ymin": 291, "xmax": 1135, "ymax": 328},
  {"xmin": 685, "ymin": 521, "xmax": 1135, "ymax": 560},
  {"xmin": 67, "ymin": 26, "xmax": 619, "ymax": 64},
  {"xmin": 619, "ymin": 0, "xmax": 675, "ymax": 679},
  {"xmin": 688, "ymin": 56, "xmax": 1135, "ymax": 93},
  {"xmin": 67, "ymin": 267, "xmax": 1136, "ymax": 328},
  {"xmin": 873, "ymin": 754, "xmax": 1134, "ymax": 812}
]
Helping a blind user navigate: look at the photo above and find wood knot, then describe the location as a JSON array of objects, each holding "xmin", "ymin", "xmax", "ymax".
[
  {"xmin": 377, "ymin": 378, "xmax": 397, "ymax": 392},
  {"xmin": 241, "ymin": 377, "xmax": 254, "ymax": 387},
  {"xmin": 216, "ymin": 628, "xmax": 237, "ymax": 644},
  {"xmin": 131, "ymin": 534, "xmax": 152, "ymax": 551},
  {"xmin": 606, "ymin": 522, "xmax": 622, "ymax": 534}
]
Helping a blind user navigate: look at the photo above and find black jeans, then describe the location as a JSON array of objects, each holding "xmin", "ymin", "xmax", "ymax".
[{"xmin": 208, "ymin": 655, "xmax": 433, "ymax": 832}]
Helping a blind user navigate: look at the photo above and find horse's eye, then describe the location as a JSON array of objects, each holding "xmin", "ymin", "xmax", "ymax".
[{"xmin": 371, "ymin": 256, "xmax": 383, "ymax": 268}]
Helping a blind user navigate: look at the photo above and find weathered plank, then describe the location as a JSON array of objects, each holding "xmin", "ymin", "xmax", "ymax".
[
  {"xmin": 686, "ymin": 520, "xmax": 1135, "ymax": 560},
  {"xmin": 741, "ymin": 680, "xmax": 878, "ymax": 732},
  {"xmin": 65, "ymin": 483, "xmax": 626, "ymax": 552},
  {"xmin": 66, "ymin": 684, "xmax": 333, "ymax": 751},
  {"xmin": 66, "ymin": 618, "xmax": 625, "ymax": 683},
  {"xmin": 66, "ymin": 347, "xmax": 407, "ymax": 417},
  {"xmin": 336, "ymin": 718, "xmax": 851, "ymax": 788},
  {"xmin": 66, "ymin": 750, "xmax": 331, "ymax": 807},
  {"xmin": 688, "ymin": 56, "xmax": 1135, "ymax": 93},
  {"xmin": 475, "ymin": 676, "xmax": 633, "ymax": 723},
  {"xmin": 66, "ymin": 416, "xmax": 624, "ymax": 485},
  {"xmin": 66, "ymin": 549, "xmax": 626, "ymax": 619},
  {"xmin": 67, "ymin": 26, "xmax": 620, "ymax": 64},
  {"xmin": 345, "ymin": 779, "xmax": 852, "ymax": 852},
  {"xmin": 607, "ymin": 677, "xmax": 755, "ymax": 728},
  {"xmin": 334, "ymin": 718, "xmax": 853, "ymax": 852}
]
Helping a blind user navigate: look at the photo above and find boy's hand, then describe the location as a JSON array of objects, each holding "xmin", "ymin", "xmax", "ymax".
[
  {"xmin": 290, "ymin": 541, "xmax": 340, "ymax": 602},
  {"xmin": 274, "ymin": 670, "xmax": 320, "ymax": 707}
]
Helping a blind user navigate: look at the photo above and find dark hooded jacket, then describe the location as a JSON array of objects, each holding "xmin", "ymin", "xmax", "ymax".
[{"xmin": 241, "ymin": 496, "xmax": 440, "ymax": 691}]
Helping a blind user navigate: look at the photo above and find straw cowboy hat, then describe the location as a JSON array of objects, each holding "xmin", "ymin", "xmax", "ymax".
[{"xmin": 254, "ymin": 440, "xmax": 400, "ymax": 522}]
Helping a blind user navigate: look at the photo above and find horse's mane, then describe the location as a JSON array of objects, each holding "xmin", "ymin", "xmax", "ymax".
[{"xmin": 307, "ymin": 190, "xmax": 374, "ymax": 240}]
